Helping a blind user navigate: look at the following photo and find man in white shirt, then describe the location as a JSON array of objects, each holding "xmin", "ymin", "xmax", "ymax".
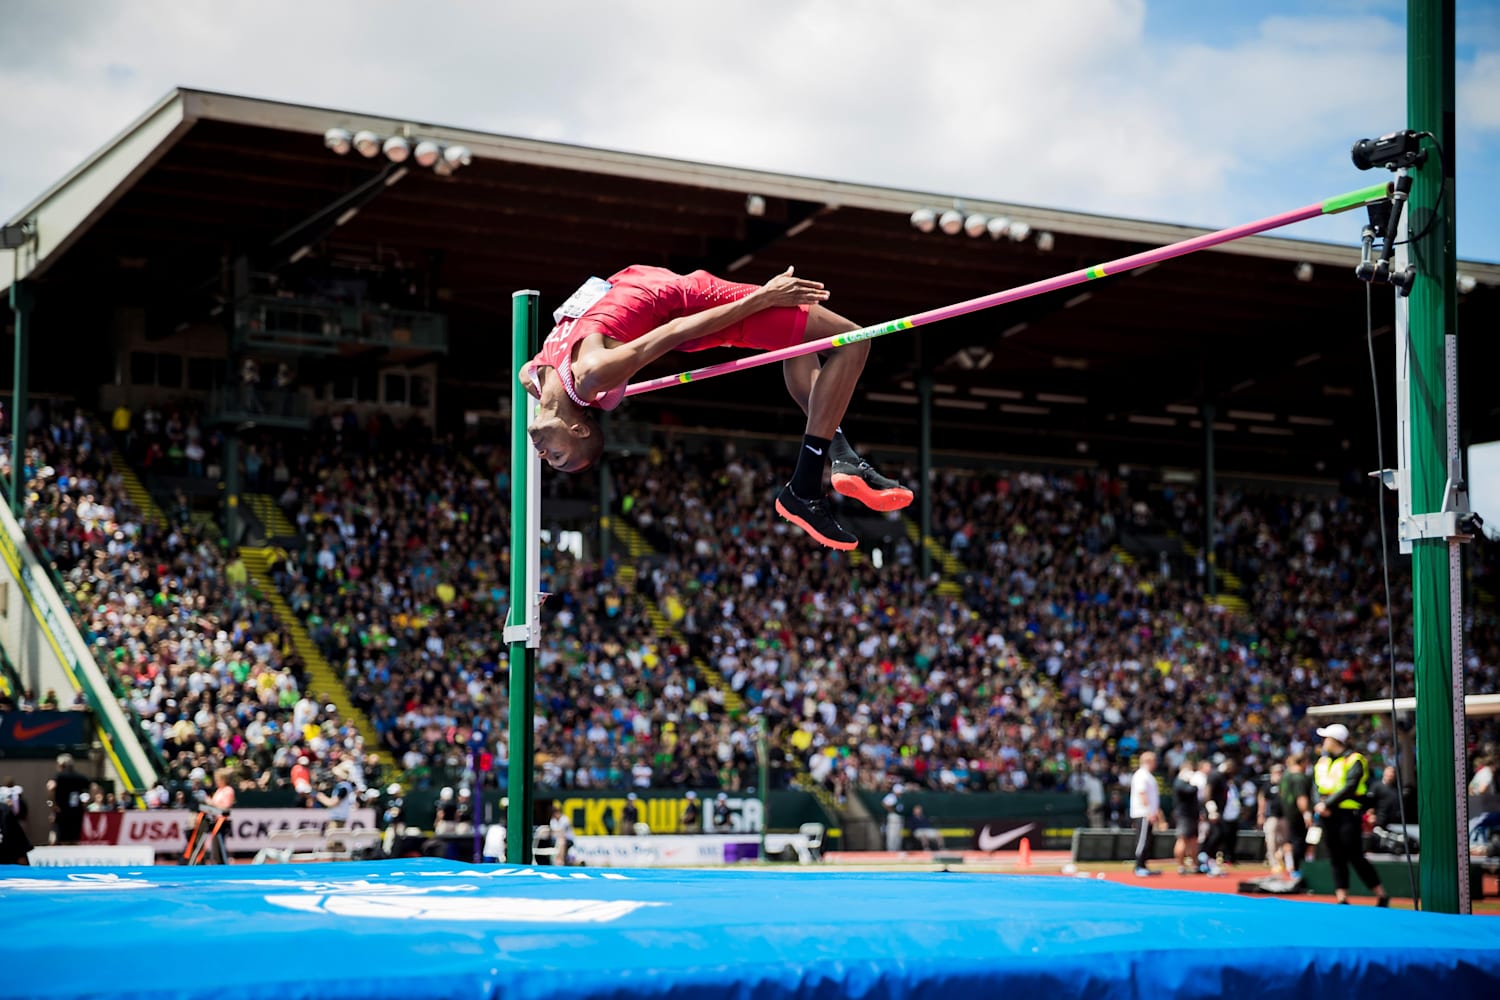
[
  {"xmin": 1130, "ymin": 751, "xmax": 1162, "ymax": 877},
  {"xmin": 548, "ymin": 804, "xmax": 574, "ymax": 866},
  {"xmin": 1471, "ymin": 756, "xmax": 1495, "ymax": 797}
]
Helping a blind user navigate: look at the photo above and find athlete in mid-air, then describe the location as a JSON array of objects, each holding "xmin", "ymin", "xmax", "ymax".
[{"xmin": 523, "ymin": 265, "xmax": 912, "ymax": 550}]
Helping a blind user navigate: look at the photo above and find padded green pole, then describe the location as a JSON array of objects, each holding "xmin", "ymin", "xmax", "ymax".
[
  {"xmin": 506, "ymin": 290, "xmax": 540, "ymax": 864},
  {"xmin": 1407, "ymin": 0, "xmax": 1462, "ymax": 915}
]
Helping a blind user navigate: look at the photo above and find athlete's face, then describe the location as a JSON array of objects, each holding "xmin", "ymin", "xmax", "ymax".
[{"xmin": 529, "ymin": 422, "xmax": 583, "ymax": 471}]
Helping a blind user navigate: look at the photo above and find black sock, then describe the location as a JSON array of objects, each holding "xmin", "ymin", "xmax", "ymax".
[
  {"xmin": 791, "ymin": 434, "xmax": 831, "ymax": 498},
  {"xmin": 830, "ymin": 428, "xmax": 861, "ymax": 466}
]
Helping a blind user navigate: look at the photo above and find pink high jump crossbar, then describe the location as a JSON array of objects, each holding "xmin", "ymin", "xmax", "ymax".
[{"xmin": 624, "ymin": 181, "xmax": 1393, "ymax": 398}]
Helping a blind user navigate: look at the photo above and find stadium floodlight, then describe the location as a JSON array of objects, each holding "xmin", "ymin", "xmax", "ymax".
[
  {"xmin": 324, "ymin": 128, "xmax": 353, "ymax": 156},
  {"xmin": 1007, "ymin": 220, "xmax": 1031, "ymax": 242},
  {"xmin": 1458, "ymin": 273, "xmax": 1478, "ymax": 294},
  {"xmin": 963, "ymin": 213, "xmax": 989, "ymax": 238},
  {"xmin": 1034, "ymin": 231, "xmax": 1055, "ymax": 252},
  {"xmin": 910, "ymin": 208, "xmax": 937, "ymax": 233},
  {"xmin": 382, "ymin": 136, "xmax": 411, "ymax": 163},
  {"xmin": 986, "ymin": 216, "xmax": 1010, "ymax": 240},
  {"xmin": 0, "ymin": 221, "xmax": 35, "ymax": 249},
  {"xmin": 746, "ymin": 194, "xmax": 767, "ymax": 217},
  {"xmin": 1295, "ymin": 261, "xmax": 1314, "ymax": 282},
  {"xmin": 443, "ymin": 145, "xmax": 473, "ymax": 169},
  {"xmin": 352, "ymin": 130, "xmax": 381, "ymax": 157},
  {"xmin": 938, "ymin": 209, "xmax": 964, "ymax": 235},
  {"xmin": 413, "ymin": 140, "xmax": 442, "ymax": 168}
]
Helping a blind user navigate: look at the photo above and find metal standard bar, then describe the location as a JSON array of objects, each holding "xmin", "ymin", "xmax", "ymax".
[
  {"xmin": 506, "ymin": 290, "xmax": 542, "ymax": 865},
  {"xmin": 8, "ymin": 281, "xmax": 30, "ymax": 518},
  {"xmin": 1203, "ymin": 402, "xmax": 1217, "ymax": 602},
  {"xmin": 918, "ymin": 374, "xmax": 932, "ymax": 579},
  {"xmin": 1408, "ymin": 0, "xmax": 1462, "ymax": 916},
  {"xmin": 625, "ymin": 184, "xmax": 1392, "ymax": 398},
  {"xmin": 1440, "ymin": 74, "xmax": 1471, "ymax": 924},
  {"xmin": 1446, "ymin": 325, "xmax": 1470, "ymax": 913}
]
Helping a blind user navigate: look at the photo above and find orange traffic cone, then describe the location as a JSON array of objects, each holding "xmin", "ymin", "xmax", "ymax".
[{"xmin": 1018, "ymin": 837, "xmax": 1032, "ymax": 869}]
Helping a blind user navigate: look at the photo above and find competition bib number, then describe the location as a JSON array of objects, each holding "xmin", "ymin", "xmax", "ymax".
[{"xmin": 553, "ymin": 277, "xmax": 613, "ymax": 324}]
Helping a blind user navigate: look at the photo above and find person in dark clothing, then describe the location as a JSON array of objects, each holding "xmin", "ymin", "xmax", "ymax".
[
  {"xmin": 0, "ymin": 806, "xmax": 32, "ymax": 864},
  {"xmin": 681, "ymin": 792, "xmax": 701, "ymax": 833},
  {"xmin": 1280, "ymin": 753, "xmax": 1314, "ymax": 876},
  {"xmin": 47, "ymin": 754, "xmax": 91, "ymax": 846},
  {"xmin": 1369, "ymin": 765, "xmax": 1403, "ymax": 831},
  {"xmin": 1172, "ymin": 761, "xmax": 1200, "ymax": 875},
  {"xmin": 622, "ymin": 794, "xmax": 641, "ymax": 835},
  {"xmin": 1259, "ymin": 762, "xmax": 1287, "ymax": 874},
  {"xmin": 1198, "ymin": 758, "xmax": 1230, "ymax": 873},
  {"xmin": 1104, "ymin": 786, "xmax": 1129, "ymax": 830},
  {"xmin": 1313, "ymin": 724, "xmax": 1389, "ymax": 906},
  {"xmin": 712, "ymin": 793, "xmax": 732, "ymax": 833}
]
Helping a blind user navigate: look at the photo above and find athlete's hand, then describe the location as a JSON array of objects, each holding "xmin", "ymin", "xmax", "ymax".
[{"xmin": 756, "ymin": 266, "xmax": 831, "ymax": 307}]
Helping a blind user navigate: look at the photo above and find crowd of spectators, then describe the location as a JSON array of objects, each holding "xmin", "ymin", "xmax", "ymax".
[
  {"xmin": 603, "ymin": 442, "xmax": 1498, "ymax": 803},
  {"xmin": 263, "ymin": 422, "xmax": 757, "ymax": 794},
  {"xmin": 2, "ymin": 403, "xmax": 374, "ymax": 809},
  {"xmin": 4, "ymin": 401, "xmax": 1496, "ymax": 822}
]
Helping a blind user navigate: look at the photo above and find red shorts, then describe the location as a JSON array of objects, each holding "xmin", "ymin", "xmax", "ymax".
[{"xmin": 669, "ymin": 270, "xmax": 810, "ymax": 353}]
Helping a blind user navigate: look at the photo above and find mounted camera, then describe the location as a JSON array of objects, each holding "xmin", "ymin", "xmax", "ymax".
[{"xmin": 1351, "ymin": 130, "xmax": 1426, "ymax": 171}]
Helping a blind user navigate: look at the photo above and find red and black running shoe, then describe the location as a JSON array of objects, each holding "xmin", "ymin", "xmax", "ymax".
[
  {"xmin": 775, "ymin": 485, "xmax": 859, "ymax": 550},
  {"xmin": 831, "ymin": 461, "xmax": 914, "ymax": 512}
]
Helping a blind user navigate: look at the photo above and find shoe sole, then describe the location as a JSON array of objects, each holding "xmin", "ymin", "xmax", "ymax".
[
  {"xmin": 831, "ymin": 473, "xmax": 914, "ymax": 512},
  {"xmin": 775, "ymin": 498, "xmax": 858, "ymax": 551}
]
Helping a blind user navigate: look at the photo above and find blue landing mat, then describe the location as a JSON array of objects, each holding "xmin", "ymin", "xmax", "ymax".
[{"xmin": 3, "ymin": 860, "xmax": 1498, "ymax": 999}]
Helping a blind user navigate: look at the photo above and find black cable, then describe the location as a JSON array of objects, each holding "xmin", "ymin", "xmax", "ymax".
[
  {"xmin": 1365, "ymin": 280, "xmax": 1420, "ymax": 908},
  {"xmin": 1393, "ymin": 132, "xmax": 1446, "ymax": 248}
]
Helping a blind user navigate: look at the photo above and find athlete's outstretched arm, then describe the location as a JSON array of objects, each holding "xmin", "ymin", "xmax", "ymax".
[{"xmin": 575, "ymin": 268, "xmax": 828, "ymax": 396}]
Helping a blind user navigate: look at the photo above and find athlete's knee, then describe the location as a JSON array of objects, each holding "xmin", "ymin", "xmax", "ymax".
[{"xmin": 805, "ymin": 305, "xmax": 859, "ymax": 339}]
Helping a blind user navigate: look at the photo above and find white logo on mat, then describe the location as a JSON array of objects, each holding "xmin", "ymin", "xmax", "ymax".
[
  {"xmin": 265, "ymin": 893, "xmax": 662, "ymax": 923},
  {"xmin": 0, "ymin": 873, "xmax": 156, "ymax": 891},
  {"xmin": 976, "ymin": 823, "xmax": 1037, "ymax": 852}
]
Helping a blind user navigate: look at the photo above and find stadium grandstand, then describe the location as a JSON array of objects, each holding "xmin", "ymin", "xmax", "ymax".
[{"xmin": 3, "ymin": 86, "xmax": 1500, "ymax": 996}]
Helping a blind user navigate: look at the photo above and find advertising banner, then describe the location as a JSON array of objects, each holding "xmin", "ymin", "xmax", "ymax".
[
  {"xmin": 970, "ymin": 818, "xmax": 1044, "ymax": 852},
  {"xmin": 550, "ymin": 793, "xmax": 764, "ymax": 837},
  {"xmin": 77, "ymin": 808, "xmax": 377, "ymax": 854},
  {"xmin": 0, "ymin": 711, "xmax": 89, "ymax": 754},
  {"xmin": 569, "ymin": 835, "xmax": 761, "ymax": 867},
  {"xmin": 29, "ymin": 845, "xmax": 155, "ymax": 867}
]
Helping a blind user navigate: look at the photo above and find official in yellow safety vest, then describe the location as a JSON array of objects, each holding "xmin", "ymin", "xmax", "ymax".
[{"xmin": 1313, "ymin": 723, "xmax": 1390, "ymax": 907}]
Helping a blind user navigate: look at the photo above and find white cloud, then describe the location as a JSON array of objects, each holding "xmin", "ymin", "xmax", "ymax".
[
  {"xmin": 0, "ymin": 0, "xmax": 1494, "ymax": 257},
  {"xmin": 1460, "ymin": 51, "xmax": 1500, "ymax": 129}
]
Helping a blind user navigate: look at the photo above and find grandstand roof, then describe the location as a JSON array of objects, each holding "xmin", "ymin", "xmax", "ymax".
[{"xmin": 4, "ymin": 88, "xmax": 1498, "ymax": 476}]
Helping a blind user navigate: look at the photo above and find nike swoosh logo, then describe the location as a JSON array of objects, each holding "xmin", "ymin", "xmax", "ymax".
[
  {"xmin": 806, "ymin": 446, "xmax": 823, "ymax": 455},
  {"xmin": 12, "ymin": 718, "xmax": 71, "ymax": 741},
  {"xmin": 976, "ymin": 822, "xmax": 1037, "ymax": 852}
]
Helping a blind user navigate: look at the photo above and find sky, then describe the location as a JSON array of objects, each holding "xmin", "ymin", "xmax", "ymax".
[{"xmin": 1, "ymin": 0, "xmax": 1497, "ymax": 262}]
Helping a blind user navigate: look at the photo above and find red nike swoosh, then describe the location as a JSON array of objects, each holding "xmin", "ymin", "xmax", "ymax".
[{"xmin": 12, "ymin": 718, "xmax": 71, "ymax": 741}]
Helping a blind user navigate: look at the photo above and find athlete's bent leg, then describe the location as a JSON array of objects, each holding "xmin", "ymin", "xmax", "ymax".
[{"xmin": 790, "ymin": 308, "xmax": 913, "ymax": 512}]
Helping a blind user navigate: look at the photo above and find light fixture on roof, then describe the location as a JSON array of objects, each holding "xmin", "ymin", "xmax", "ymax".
[
  {"xmin": 428, "ymin": 144, "xmax": 474, "ymax": 177},
  {"xmin": 746, "ymin": 194, "xmax": 767, "ymax": 217},
  {"xmin": 352, "ymin": 130, "xmax": 381, "ymax": 158},
  {"xmin": 1034, "ymin": 231, "xmax": 1055, "ymax": 252},
  {"xmin": 382, "ymin": 136, "xmax": 411, "ymax": 163},
  {"xmin": 910, "ymin": 208, "xmax": 937, "ymax": 233},
  {"xmin": 938, "ymin": 209, "xmax": 965, "ymax": 235},
  {"xmin": 986, "ymin": 216, "xmax": 1011, "ymax": 240},
  {"xmin": 1458, "ymin": 273, "xmax": 1478, "ymax": 294},
  {"xmin": 324, "ymin": 128, "xmax": 353, "ymax": 155},
  {"xmin": 1007, "ymin": 220, "xmax": 1031, "ymax": 242},
  {"xmin": 0, "ymin": 221, "xmax": 35, "ymax": 250},
  {"xmin": 1295, "ymin": 261, "xmax": 1314, "ymax": 282},
  {"xmin": 413, "ymin": 140, "xmax": 442, "ymax": 168},
  {"xmin": 964, "ymin": 213, "xmax": 989, "ymax": 238}
]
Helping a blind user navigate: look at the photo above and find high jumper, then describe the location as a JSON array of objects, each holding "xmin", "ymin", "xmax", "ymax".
[{"xmin": 522, "ymin": 264, "xmax": 913, "ymax": 551}]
